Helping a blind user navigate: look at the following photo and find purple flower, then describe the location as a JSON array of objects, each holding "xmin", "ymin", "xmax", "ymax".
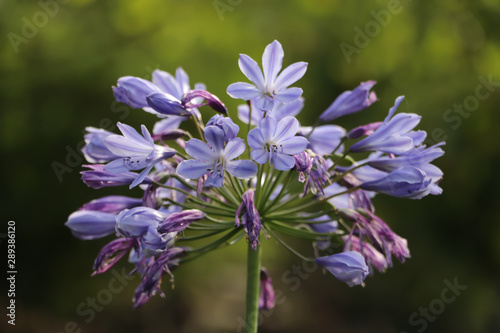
[
  {"xmin": 248, "ymin": 116, "xmax": 308, "ymax": 171},
  {"xmin": 235, "ymin": 189, "xmax": 261, "ymax": 250},
  {"xmin": 206, "ymin": 115, "xmax": 240, "ymax": 142},
  {"xmin": 113, "ymin": 76, "xmax": 160, "ymax": 109},
  {"xmin": 316, "ymin": 251, "xmax": 369, "ymax": 287},
  {"xmin": 177, "ymin": 126, "xmax": 257, "ymax": 187},
  {"xmin": 259, "ymin": 268, "xmax": 275, "ymax": 310},
  {"xmin": 133, "ymin": 247, "xmax": 185, "ymax": 308},
  {"xmin": 147, "ymin": 89, "xmax": 226, "ymax": 116},
  {"xmin": 343, "ymin": 235, "xmax": 388, "ymax": 273},
  {"xmin": 116, "ymin": 207, "xmax": 167, "ymax": 238},
  {"xmin": 295, "ymin": 152, "xmax": 330, "ymax": 195},
  {"xmin": 360, "ymin": 166, "xmax": 434, "ymax": 199},
  {"xmin": 350, "ymin": 96, "xmax": 423, "ymax": 154},
  {"xmin": 299, "ymin": 125, "xmax": 346, "ymax": 155},
  {"xmin": 227, "ymin": 40, "xmax": 308, "ymax": 112},
  {"xmin": 319, "ymin": 81, "xmax": 377, "ymax": 122},
  {"xmin": 238, "ymin": 97, "xmax": 304, "ymax": 125},
  {"xmin": 81, "ymin": 127, "xmax": 119, "ymax": 163},
  {"xmin": 338, "ymin": 208, "xmax": 410, "ymax": 267},
  {"xmin": 158, "ymin": 209, "xmax": 205, "ymax": 233},
  {"xmin": 103, "ymin": 122, "xmax": 176, "ymax": 188},
  {"xmin": 79, "ymin": 195, "xmax": 143, "ymax": 215},
  {"xmin": 81, "ymin": 164, "xmax": 153, "ymax": 189},
  {"xmin": 92, "ymin": 238, "xmax": 137, "ymax": 275},
  {"xmin": 65, "ymin": 210, "xmax": 117, "ymax": 240},
  {"xmin": 346, "ymin": 122, "xmax": 382, "ymax": 140}
]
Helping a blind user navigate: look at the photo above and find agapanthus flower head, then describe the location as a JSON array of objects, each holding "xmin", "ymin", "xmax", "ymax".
[
  {"xmin": 248, "ymin": 116, "xmax": 308, "ymax": 171},
  {"xmin": 177, "ymin": 126, "xmax": 257, "ymax": 187},
  {"xmin": 227, "ymin": 40, "xmax": 308, "ymax": 112},
  {"xmin": 316, "ymin": 251, "xmax": 369, "ymax": 287},
  {"xmin": 319, "ymin": 81, "xmax": 377, "ymax": 122},
  {"xmin": 68, "ymin": 41, "xmax": 444, "ymax": 316},
  {"xmin": 102, "ymin": 122, "xmax": 176, "ymax": 189}
]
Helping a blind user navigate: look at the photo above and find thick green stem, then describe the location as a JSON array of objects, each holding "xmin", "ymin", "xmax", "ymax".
[{"xmin": 245, "ymin": 242, "xmax": 262, "ymax": 333}]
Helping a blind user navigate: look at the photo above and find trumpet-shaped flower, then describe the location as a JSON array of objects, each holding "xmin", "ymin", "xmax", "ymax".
[
  {"xmin": 103, "ymin": 122, "xmax": 176, "ymax": 189},
  {"xmin": 316, "ymin": 251, "xmax": 369, "ymax": 287},
  {"xmin": 177, "ymin": 126, "xmax": 257, "ymax": 187},
  {"xmin": 81, "ymin": 164, "xmax": 153, "ymax": 189},
  {"xmin": 350, "ymin": 96, "xmax": 422, "ymax": 154},
  {"xmin": 82, "ymin": 127, "xmax": 119, "ymax": 163},
  {"xmin": 206, "ymin": 115, "xmax": 240, "ymax": 142},
  {"xmin": 65, "ymin": 210, "xmax": 117, "ymax": 240},
  {"xmin": 319, "ymin": 81, "xmax": 377, "ymax": 122},
  {"xmin": 259, "ymin": 268, "xmax": 275, "ymax": 310},
  {"xmin": 79, "ymin": 195, "xmax": 143, "ymax": 214},
  {"xmin": 360, "ymin": 166, "xmax": 434, "ymax": 199},
  {"xmin": 227, "ymin": 40, "xmax": 307, "ymax": 112},
  {"xmin": 248, "ymin": 116, "xmax": 308, "ymax": 171},
  {"xmin": 235, "ymin": 189, "xmax": 261, "ymax": 250}
]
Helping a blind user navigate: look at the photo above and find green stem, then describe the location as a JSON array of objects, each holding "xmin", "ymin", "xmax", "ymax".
[
  {"xmin": 191, "ymin": 114, "xmax": 205, "ymax": 141},
  {"xmin": 244, "ymin": 242, "xmax": 262, "ymax": 333}
]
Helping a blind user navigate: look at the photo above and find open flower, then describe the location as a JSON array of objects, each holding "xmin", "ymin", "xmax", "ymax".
[
  {"xmin": 177, "ymin": 126, "xmax": 257, "ymax": 187},
  {"xmin": 227, "ymin": 40, "xmax": 307, "ymax": 112},
  {"xmin": 103, "ymin": 122, "xmax": 176, "ymax": 189},
  {"xmin": 248, "ymin": 116, "xmax": 308, "ymax": 171}
]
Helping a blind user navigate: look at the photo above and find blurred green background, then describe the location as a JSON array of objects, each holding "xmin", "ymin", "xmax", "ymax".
[{"xmin": 1, "ymin": 0, "xmax": 499, "ymax": 332}]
